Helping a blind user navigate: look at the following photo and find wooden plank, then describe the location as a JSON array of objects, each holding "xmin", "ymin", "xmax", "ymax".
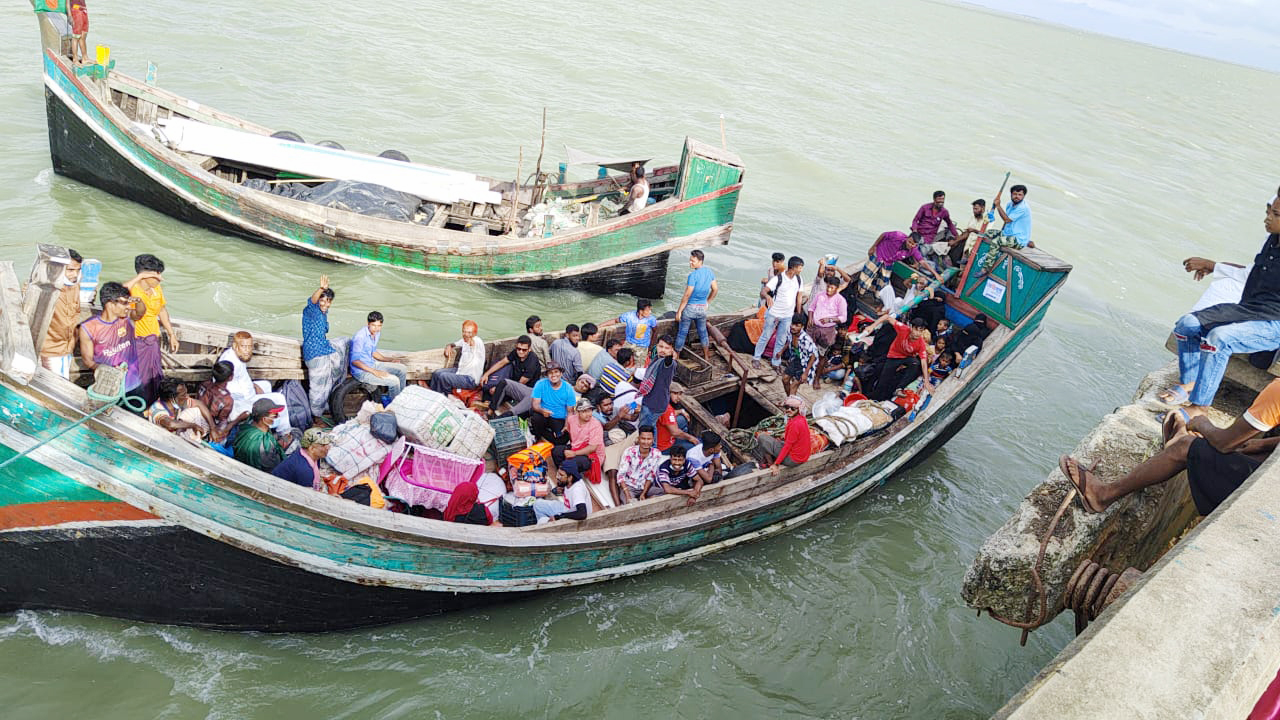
[
  {"xmin": 21, "ymin": 244, "xmax": 70, "ymax": 355},
  {"xmin": 0, "ymin": 262, "xmax": 38, "ymax": 385},
  {"xmin": 172, "ymin": 319, "xmax": 300, "ymax": 361}
]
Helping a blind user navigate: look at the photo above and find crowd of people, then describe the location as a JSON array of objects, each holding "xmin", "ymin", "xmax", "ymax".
[{"xmin": 39, "ymin": 185, "xmax": 1024, "ymax": 526}]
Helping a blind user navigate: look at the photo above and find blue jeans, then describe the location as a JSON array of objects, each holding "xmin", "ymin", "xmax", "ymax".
[
  {"xmin": 353, "ymin": 361, "xmax": 408, "ymax": 400},
  {"xmin": 752, "ymin": 314, "xmax": 787, "ymax": 365},
  {"xmin": 638, "ymin": 405, "xmax": 661, "ymax": 433},
  {"xmin": 1174, "ymin": 313, "xmax": 1280, "ymax": 406},
  {"xmin": 824, "ymin": 367, "xmax": 846, "ymax": 381},
  {"xmin": 532, "ymin": 498, "xmax": 565, "ymax": 522},
  {"xmin": 675, "ymin": 303, "xmax": 709, "ymax": 352}
]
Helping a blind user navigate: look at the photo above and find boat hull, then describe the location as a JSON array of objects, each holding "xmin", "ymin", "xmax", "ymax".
[
  {"xmin": 0, "ymin": 519, "xmax": 533, "ymax": 631},
  {"xmin": 38, "ymin": 44, "xmax": 741, "ymax": 297},
  {"xmin": 0, "ymin": 389, "xmax": 985, "ymax": 632}
]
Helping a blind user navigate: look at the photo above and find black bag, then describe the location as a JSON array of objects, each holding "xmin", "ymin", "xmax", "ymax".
[
  {"xmin": 370, "ymin": 411, "xmax": 398, "ymax": 444},
  {"xmin": 341, "ymin": 484, "xmax": 373, "ymax": 506},
  {"xmin": 498, "ymin": 498, "xmax": 538, "ymax": 527},
  {"xmin": 725, "ymin": 462, "xmax": 756, "ymax": 480}
]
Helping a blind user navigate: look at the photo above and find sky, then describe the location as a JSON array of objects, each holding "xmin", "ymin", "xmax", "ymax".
[{"xmin": 960, "ymin": 0, "xmax": 1280, "ymax": 72}]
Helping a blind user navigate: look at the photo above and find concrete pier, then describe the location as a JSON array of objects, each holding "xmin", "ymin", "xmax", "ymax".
[{"xmin": 995, "ymin": 446, "xmax": 1280, "ymax": 718}]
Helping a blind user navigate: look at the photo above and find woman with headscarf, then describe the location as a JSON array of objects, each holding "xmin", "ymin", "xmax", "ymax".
[{"xmin": 444, "ymin": 481, "xmax": 492, "ymax": 525}]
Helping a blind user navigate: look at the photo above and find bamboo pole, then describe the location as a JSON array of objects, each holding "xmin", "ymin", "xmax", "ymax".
[{"xmin": 507, "ymin": 146, "xmax": 523, "ymax": 234}]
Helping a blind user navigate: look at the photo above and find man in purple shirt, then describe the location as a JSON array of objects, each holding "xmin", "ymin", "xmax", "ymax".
[
  {"xmin": 857, "ymin": 230, "xmax": 941, "ymax": 296},
  {"xmin": 910, "ymin": 191, "xmax": 959, "ymax": 245}
]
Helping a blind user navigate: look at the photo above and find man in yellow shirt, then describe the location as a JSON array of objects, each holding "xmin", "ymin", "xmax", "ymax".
[{"xmin": 124, "ymin": 253, "xmax": 178, "ymax": 404}]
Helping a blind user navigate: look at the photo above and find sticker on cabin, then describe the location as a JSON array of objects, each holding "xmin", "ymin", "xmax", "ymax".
[{"xmin": 982, "ymin": 279, "xmax": 1006, "ymax": 304}]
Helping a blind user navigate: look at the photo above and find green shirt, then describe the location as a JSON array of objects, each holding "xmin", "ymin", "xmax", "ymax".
[{"xmin": 233, "ymin": 422, "xmax": 284, "ymax": 472}]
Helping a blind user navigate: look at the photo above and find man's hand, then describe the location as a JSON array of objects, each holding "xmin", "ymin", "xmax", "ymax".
[
  {"xmin": 319, "ymin": 274, "xmax": 329, "ymax": 290},
  {"xmin": 375, "ymin": 369, "xmax": 391, "ymax": 379},
  {"xmin": 1183, "ymin": 257, "xmax": 1216, "ymax": 281},
  {"xmin": 167, "ymin": 334, "xmax": 180, "ymax": 353}
]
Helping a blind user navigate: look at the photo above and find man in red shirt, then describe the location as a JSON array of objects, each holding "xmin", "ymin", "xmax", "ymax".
[
  {"xmin": 863, "ymin": 315, "xmax": 934, "ymax": 401},
  {"xmin": 1061, "ymin": 378, "xmax": 1280, "ymax": 516},
  {"xmin": 753, "ymin": 395, "xmax": 812, "ymax": 472},
  {"xmin": 656, "ymin": 383, "xmax": 699, "ymax": 453}
]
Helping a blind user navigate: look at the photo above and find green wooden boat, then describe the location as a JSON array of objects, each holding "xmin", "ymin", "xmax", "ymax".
[
  {"xmin": 0, "ymin": 242, "xmax": 1070, "ymax": 631},
  {"xmin": 31, "ymin": 6, "xmax": 743, "ymax": 297}
]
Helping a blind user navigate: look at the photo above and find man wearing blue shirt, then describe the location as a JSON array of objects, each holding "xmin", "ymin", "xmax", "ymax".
[
  {"xmin": 530, "ymin": 362, "xmax": 577, "ymax": 444},
  {"xmin": 674, "ymin": 250, "xmax": 719, "ymax": 359},
  {"xmin": 610, "ymin": 299, "xmax": 658, "ymax": 362},
  {"xmin": 994, "ymin": 184, "xmax": 1034, "ymax": 249},
  {"xmin": 301, "ymin": 275, "xmax": 344, "ymax": 416},
  {"xmin": 350, "ymin": 311, "xmax": 408, "ymax": 401}
]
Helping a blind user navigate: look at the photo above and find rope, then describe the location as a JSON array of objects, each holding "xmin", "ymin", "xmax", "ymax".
[
  {"xmin": 726, "ymin": 414, "xmax": 788, "ymax": 453},
  {"xmin": 0, "ymin": 364, "xmax": 146, "ymax": 471}
]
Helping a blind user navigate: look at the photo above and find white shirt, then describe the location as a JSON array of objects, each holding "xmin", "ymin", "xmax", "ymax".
[
  {"xmin": 767, "ymin": 273, "xmax": 803, "ymax": 319},
  {"xmin": 217, "ymin": 347, "xmax": 255, "ymax": 403},
  {"xmin": 455, "ymin": 336, "xmax": 485, "ymax": 382},
  {"xmin": 611, "ymin": 380, "xmax": 638, "ymax": 416},
  {"xmin": 629, "ymin": 178, "xmax": 650, "ymax": 212},
  {"xmin": 1190, "ymin": 263, "xmax": 1251, "ymax": 312},
  {"xmin": 686, "ymin": 443, "xmax": 719, "ymax": 471},
  {"xmin": 564, "ymin": 480, "xmax": 591, "ymax": 516}
]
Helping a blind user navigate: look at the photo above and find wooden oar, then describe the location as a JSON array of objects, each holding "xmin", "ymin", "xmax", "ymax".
[{"xmin": 987, "ymin": 171, "xmax": 1011, "ymax": 223}]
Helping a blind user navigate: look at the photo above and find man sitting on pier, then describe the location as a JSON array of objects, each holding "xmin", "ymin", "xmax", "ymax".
[
  {"xmin": 1159, "ymin": 192, "xmax": 1280, "ymax": 411},
  {"xmin": 1061, "ymin": 379, "xmax": 1280, "ymax": 516}
]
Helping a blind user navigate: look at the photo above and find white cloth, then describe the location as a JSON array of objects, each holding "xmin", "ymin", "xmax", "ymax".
[
  {"xmin": 766, "ymin": 273, "xmax": 803, "ymax": 319},
  {"xmin": 1189, "ymin": 263, "xmax": 1251, "ymax": 312},
  {"xmin": 217, "ymin": 348, "xmax": 292, "ymax": 433},
  {"xmin": 611, "ymin": 380, "xmax": 638, "ymax": 415},
  {"xmin": 628, "ymin": 178, "xmax": 649, "ymax": 212},
  {"xmin": 454, "ymin": 336, "xmax": 485, "ymax": 383},
  {"xmin": 564, "ymin": 480, "xmax": 592, "ymax": 516}
]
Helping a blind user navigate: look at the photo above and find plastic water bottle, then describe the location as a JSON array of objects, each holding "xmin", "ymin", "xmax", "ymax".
[{"xmin": 842, "ymin": 371, "xmax": 856, "ymax": 394}]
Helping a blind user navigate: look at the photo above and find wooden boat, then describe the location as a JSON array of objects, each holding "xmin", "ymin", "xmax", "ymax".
[
  {"xmin": 29, "ymin": 7, "xmax": 744, "ymax": 298},
  {"xmin": 0, "ymin": 240, "xmax": 1069, "ymax": 631}
]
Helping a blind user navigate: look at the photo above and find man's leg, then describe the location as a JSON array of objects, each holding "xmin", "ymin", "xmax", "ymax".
[
  {"xmin": 482, "ymin": 365, "xmax": 512, "ymax": 403},
  {"xmin": 752, "ymin": 433, "xmax": 783, "ymax": 467},
  {"xmin": 1171, "ymin": 313, "xmax": 1205, "ymax": 394},
  {"xmin": 353, "ymin": 368, "xmax": 401, "ymax": 402},
  {"xmin": 674, "ymin": 315, "xmax": 693, "ymax": 353},
  {"xmin": 430, "ymin": 368, "xmax": 476, "ymax": 394},
  {"xmin": 752, "ymin": 314, "xmax": 783, "ymax": 363},
  {"xmin": 376, "ymin": 361, "xmax": 409, "ymax": 399},
  {"xmin": 500, "ymin": 380, "xmax": 534, "ymax": 416},
  {"xmin": 868, "ymin": 358, "xmax": 911, "ymax": 401},
  {"xmin": 305, "ymin": 352, "xmax": 341, "ymax": 417},
  {"xmin": 1188, "ymin": 319, "xmax": 1280, "ymax": 407},
  {"xmin": 694, "ymin": 313, "xmax": 710, "ymax": 358}
]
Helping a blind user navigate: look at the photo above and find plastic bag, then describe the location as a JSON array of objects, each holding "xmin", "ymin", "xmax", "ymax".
[{"xmin": 810, "ymin": 391, "xmax": 843, "ymax": 419}]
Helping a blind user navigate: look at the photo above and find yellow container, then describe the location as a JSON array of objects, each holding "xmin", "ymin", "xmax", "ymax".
[{"xmin": 95, "ymin": 45, "xmax": 110, "ymax": 66}]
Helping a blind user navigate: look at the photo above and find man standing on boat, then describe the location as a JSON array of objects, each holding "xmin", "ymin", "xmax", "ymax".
[
  {"xmin": 1160, "ymin": 191, "xmax": 1280, "ymax": 411},
  {"xmin": 67, "ymin": 0, "xmax": 89, "ymax": 65},
  {"xmin": 124, "ymin": 254, "xmax": 177, "ymax": 405},
  {"xmin": 638, "ymin": 335, "xmax": 679, "ymax": 431},
  {"xmin": 525, "ymin": 315, "xmax": 552, "ymax": 370},
  {"xmin": 78, "ymin": 281, "xmax": 144, "ymax": 406},
  {"xmin": 674, "ymin": 249, "xmax": 719, "ymax": 361},
  {"xmin": 910, "ymin": 191, "xmax": 960, "ymax": 257},
  {"xmin": 302, "ymin": 275, "xmax": 342, "ymax": 417},
  {"xmin": 39, "ymin": 248, "xmax": 82, "ymax": 379},
  {"xmin": 754, "ymin": 256, "xmax": 806, "ymax": 370},
  {"xmin": 350, "ymin": 311, "xmax": 408, "ymax": 402}
]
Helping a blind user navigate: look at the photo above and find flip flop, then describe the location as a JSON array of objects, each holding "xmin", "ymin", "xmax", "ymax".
[
  {"xmin": 1157, "ymin": 385, "xmax": 1190, "ymax": 406},
  {"xmin": 1059, "ymin": 455, "xmax": 1104, "ymax": 514}
]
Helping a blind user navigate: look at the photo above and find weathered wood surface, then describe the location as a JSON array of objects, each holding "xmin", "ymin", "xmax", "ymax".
[
  {"xmin": 0, "ymin": 262, "xmax": 37, "ymax": 385},
  {"xmin": 961, "ymin": 361, "xmax": 1244, "ymax": 625}
]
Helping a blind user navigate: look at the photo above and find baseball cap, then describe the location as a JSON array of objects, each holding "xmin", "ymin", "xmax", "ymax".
[
  {"xmin": 251, "ymin": 397, "xmax": 284, "ymax": 418},
  {"xmin": 301, "ymin": 428, "xmax": 333, "ymax": 447}
]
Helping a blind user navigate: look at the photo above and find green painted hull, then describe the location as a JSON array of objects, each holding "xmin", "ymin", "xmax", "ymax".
[{"xmin": 39, "ymin": 43, "xmax": 742, "ymax": 294}]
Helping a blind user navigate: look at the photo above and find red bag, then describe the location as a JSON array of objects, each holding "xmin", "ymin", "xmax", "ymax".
[{"xmin": 893, "ymin": 389, "xmax": 920, "ymax": 412}]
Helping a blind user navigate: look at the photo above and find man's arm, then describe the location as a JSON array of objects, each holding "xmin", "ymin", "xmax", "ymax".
[
  {"xmin": 1189, "ymin": 415, "xmax": 1260, "ymax": 454},
  {"xmin": 309, "ymin": 275, "xmax": 329, "ymax": 305},
  {"xmin": 993, "ymin": 193, "xmax": 1011, "ymax": 223},
  {"xmin": 868, "ymin": 232, "xmax": 887, "ymax": 259},
  {"xmin": 943, "ymin": 210, "xmax": 959, "ymax": 237},
  {"xmin": 480, "ymin": 355, "xmax": 510, "ymax": 384},
  {"xmin": 663, "ymin": 417, "xmax": 699, "ymax": 445},
  {"xmin": 1183, "ymin": 257, "xmax": 1242, "ymax": 282},
  {"xmin": 77, "ymin": 325, "xmax": 97, "ymax": 369},
  {"xmin": 122, "ymin": 271, "xmax": 160, "ymax": 290},
  {"xmin": 531, "ymin": 394, "xmax": 550, "ymax": 417},
  {"xmin": 159, "ymin": 306, "xmax": 178, "ymax": 353},
  {"xmin": 910, "ymin": 205, "xmax": 927, "ymax": 234},
  {"xmin": 707, "ymin": 278, "xmax": 718, "ymax": 306}
]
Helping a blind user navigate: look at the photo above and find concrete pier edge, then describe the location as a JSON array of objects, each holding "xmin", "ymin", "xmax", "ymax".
[{"xmin": 996, "ymin": 438, "xmax": 1280, "ymax": 717}]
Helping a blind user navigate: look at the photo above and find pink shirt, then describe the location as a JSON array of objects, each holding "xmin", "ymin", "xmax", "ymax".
[
  {"xmin": 808, "ymin": 290, "xmax": 847, "ymax": 327},
  {"xmin": 567, "ymin": 413, "xmax": 605, "ymax": 468}
]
